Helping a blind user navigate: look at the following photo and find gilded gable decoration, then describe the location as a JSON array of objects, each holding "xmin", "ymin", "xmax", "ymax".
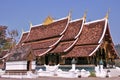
[{"xmin": 43, "ymin": 16, "xmax": 54, "ymax": 25}]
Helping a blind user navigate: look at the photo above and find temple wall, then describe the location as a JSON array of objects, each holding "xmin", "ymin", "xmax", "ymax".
[
  {"xmin": 6, "ymin": 61, "xmax": 36, "ymax": 70},
  {"xmin": 31, "ymin": 61, "xmax": 36, "ymax": 70},
  {"xmin": 6, "ymin": 61, "xmax": 27, "ymax": 70}
]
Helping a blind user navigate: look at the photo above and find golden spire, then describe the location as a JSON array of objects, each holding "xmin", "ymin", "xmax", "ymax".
[
  {"xmin": 43, "ymin": 16, "xmax": 54, "ymax": 25},
  {"xmin": 83, "ymin": 10, "xmax": 87, "ymax": 19},
  {"xmin": 29, "ymin": 21, "xmax": 33, "ymax": 28},
  {"xmin": 105, "ymin": 9, "xmax": 110, "ymax": 19},
  {"xmin": 68, "ymin": 10, "xmax": 72, "ymax": 20}
]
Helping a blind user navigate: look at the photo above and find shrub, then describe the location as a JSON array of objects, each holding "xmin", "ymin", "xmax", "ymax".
[{"xmin": 89, "ymin": 71, "xmax": 96, "ymax": 77}]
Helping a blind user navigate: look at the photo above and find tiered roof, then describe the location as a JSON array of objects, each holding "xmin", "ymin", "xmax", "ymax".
[
  {"xmin": 62, "ymin": 18, "xmax": 118, "ymax": 57},
  {"xmin": 8, "ymin": 13, "xmax": 119, "ymax": 60},
  {"xmin": 8, "ymin": 15, "xmax": 70, "ymax": 60},
  {"xmin": 63, "ymin": 18, "xmax": 107, "ymax": 57},
  {"xmin": 51, "ymin": 18, "xmax": 84, "ymax": 53},
  {"xmin": 26, "ymin": 17, "xmax": 70, "ymax": 56},
  {"xmin": 61, "ymin": 19, "xmax": 84, "ymax": 41}
]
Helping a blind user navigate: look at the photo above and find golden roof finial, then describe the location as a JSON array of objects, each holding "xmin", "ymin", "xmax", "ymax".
[
  {"xmin": 22, "ymin": 28, "xmax": 24, "ymax": 33},
  {"xmin": 68, "ymin": 10, "xmax": 72, "ymax": 20},
  {"xmin": 105, "ymin": 8, "xmax": 110, "ymax": 19},
  {"xmin": 29, "ymin": 21, "xmax": 33, "ymax": 28},
  {"xmin": 83, "ymin": 10, "xmax": 87, "ymax": 19},
  {"xmin": 43, "ymin": 16, "xmax": 54, "ymax": 25}
]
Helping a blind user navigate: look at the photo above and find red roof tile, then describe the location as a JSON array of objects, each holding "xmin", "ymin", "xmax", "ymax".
[
  {"xmin": 62, "ymin": 45, "xmax": 98, "ymax": 57},
  {"xmin": 8, "ymin": 45, "xmax": 32, "ymax": 61},
  {"xmin": 24, "ymin": 18, "xmax": 69, "ymax": 42},
  {"xmin": 0, "ymin": 50, "xmax": 8, "ymax": 58},
  {"xmin": 25, "ymin": 37, "xmax": 60, "ymax": 49},
  {"xmin": 17, "ymin": 32, "xmax": 28, "ymax": 47},
  {"xmin": 62, "ymin": 19, "xmax": 107, "ymax": 58},
  {"xmin": 50, "ymin": 19, "xmax": 84, "ymax": 54},
  {"xmin": 76, "ymin": 20, "xmax": 105, "ymax": 45},
  {"xmin": 9, "ymin": 16, "xmax": 118, "ymax": 59},
  {"xmin": 33, "ymin": 49, "xmax": 49, "ymax": 56},
  {"xmin": 61, "ymin": 19, "xmax": 83, "ymax": 41},
  {"xmin": 51, "ymin": 41, "xmax": 74, "ymax": 53}
]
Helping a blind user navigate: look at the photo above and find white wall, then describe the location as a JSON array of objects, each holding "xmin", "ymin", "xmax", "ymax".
[
  {"xmin": 31, "ymin": 61, "xmax": 36, "ymax": 70},
  {"xmin": 6, "ymin": 61, "xmax": 36, "ymax": 70},
  {"xmin": 6, "ymin": 61, "xmax": 27, "ymax": 70}
]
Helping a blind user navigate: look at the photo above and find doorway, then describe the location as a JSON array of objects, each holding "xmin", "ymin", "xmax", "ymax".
[
  {"xmin": 45, "ymin": 54, "xmax": 60, "ymax": 65},
  {"xmin": 27, "ymin": 60, "xmax": 31, "ymax": 71}
]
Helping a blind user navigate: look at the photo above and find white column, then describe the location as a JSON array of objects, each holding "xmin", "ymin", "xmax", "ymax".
[
  {"xmin": 100, "ymin": 65, "xmax": 103, "ymax": 72},
  {"xmin": 72, "ymin": 64, "xmax": 76, "ymax": 71}
]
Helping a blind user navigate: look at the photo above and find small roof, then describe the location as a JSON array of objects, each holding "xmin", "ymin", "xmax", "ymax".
[
  {"xmin": 8, "ymin": 45, "xmax": 33, "ymax": 61},
  {"xmin": 16, "ymin": 32, "xmax": 28, "ymax": 47},
  {"xmin": 0, "ymin": 50, "xmax": 9, "ymax": 59}
]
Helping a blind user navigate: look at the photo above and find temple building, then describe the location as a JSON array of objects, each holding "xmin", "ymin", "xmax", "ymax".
[{"xmin": 5, "ymin": 12, "xmax": 119, "ymax": 72}]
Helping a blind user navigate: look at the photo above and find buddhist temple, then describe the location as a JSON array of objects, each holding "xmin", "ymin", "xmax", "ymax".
[{"xmin": 5, "ymin": 12, "xmax": 119, "ymax": 72}]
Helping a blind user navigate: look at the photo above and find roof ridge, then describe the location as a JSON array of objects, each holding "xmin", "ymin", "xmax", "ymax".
[{"xmin": 84, "ymin": 18, "xmax": 106, "ymax": 25}]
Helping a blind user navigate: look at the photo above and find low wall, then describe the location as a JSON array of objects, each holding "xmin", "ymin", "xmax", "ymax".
[
  {"xmin": 6, "ymin": 61, "xmax": 36, "ymax": 70},
  {"xmin": 31, "ymin": 61, "xmax": 36, "ymax": 70}
]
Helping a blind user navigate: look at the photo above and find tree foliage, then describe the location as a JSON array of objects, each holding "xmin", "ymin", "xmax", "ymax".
[
  {"xmin": 8, "ymin": 29, "xmax": 18, "ymax": 46},
  {"xmin": 0, "ymin": 25, "xmax": 18, "ymax": 52},
  {"xmin": 0, "ymin": 26, "xmax": 8, "ymax": 50}
]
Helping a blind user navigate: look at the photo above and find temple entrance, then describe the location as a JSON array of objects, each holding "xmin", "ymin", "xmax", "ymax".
[
  {"xmin": 45, "ymin": 55, "xmax": 49, "ymax": 65},
  {"xmin": 26, "ymin": 52, "xmax": 34, "ymax": 71},
  {"xmin": 45, "ymin": 54, "xmax": 60, "ymax": 65},
  {"xmin": 65, "ymin": 57, "xmax": 91, "ymax": 65},
  {"xmin": 77, "ymin": 57, "xmax": 89, "ymax": 65},
  {"xmin": 27, "ymin": 60, "xmax": 31, "ymax": 71},
  {"xmin": 65, "ymin": 58, "xmax": 72, "ymax": 65},
  {"xmin": 56, "ymin": 54, "xmax": 59, "ymax": 64},
  {"xmin": 95, "ymin": 48, "xmax": 107, "ymax": 67}
]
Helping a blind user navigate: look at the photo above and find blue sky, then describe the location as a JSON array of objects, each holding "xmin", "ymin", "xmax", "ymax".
[{"xmin": 0, "ymin": 0, "xmax": 120, "ymax": 44}]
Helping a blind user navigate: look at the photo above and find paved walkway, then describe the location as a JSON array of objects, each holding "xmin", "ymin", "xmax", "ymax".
[{"xmin": 0, "ymin": 77, "xmax": 120, "ymax": 80}]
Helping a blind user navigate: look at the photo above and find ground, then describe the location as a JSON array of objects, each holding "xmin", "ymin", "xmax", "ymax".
[{"xmin": 0, "ymin": 77, "xmax": 120, "ymax": 80}]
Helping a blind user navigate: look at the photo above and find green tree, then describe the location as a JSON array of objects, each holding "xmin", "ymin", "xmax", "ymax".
[
  {"xmin": 0, "ymin": 25, "xmax": 18, "ymax": 52},
  {"xmin": 8, "ymin": 29, "xmax": 18, "ymax": 48},
  {"xmin": 0, "ymin": 26, "xmax": 8, "ymax": 51}
]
